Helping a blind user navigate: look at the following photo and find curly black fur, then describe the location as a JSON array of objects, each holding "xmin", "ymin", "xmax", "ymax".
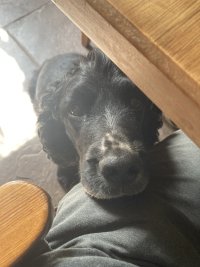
[{"xmin": 31, "ymin": 49, "xmax": 162, "ymax": 198}]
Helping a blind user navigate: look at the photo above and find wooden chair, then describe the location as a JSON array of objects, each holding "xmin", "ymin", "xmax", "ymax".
[{"xmin": 0, "ymin": 180, "xmax": 52, "ymax": 267}]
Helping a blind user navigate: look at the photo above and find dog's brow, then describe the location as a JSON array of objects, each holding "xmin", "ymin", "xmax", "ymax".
[{"xmin": 71, "ymin": 84, "xmax": 97, "ymax": 99}]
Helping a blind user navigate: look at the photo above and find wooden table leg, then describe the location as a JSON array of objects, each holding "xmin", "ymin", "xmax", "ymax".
[{"xmin": 81, "ymin": 32, "xmax": 91, "ymax": 49}]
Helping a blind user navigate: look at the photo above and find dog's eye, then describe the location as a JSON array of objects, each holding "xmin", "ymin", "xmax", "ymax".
[
  {"xmin": 66, "ymin": 90, "xmax": 95, "ymax": 117},
  {"xmin": 68, "ymin": 104, "xmax": 88, "ymax": 117},
  {"xmin": 69, "ymin": 105, "xmax": 83, "ymax": 117}
]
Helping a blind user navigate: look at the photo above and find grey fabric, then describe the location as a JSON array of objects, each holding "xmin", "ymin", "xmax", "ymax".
[{"xmin": 30, "ymin": 131, "xmax": 200, "ymax": 266}]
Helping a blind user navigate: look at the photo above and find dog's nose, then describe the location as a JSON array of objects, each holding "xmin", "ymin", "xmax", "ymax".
[{"xmin": 99, "ymin": 153, "xmax": 139, "ymax": 184}]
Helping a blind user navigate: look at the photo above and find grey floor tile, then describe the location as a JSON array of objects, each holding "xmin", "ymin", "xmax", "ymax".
[
  {"xmin": 7, "ymin": 2, "xmax": 87, "ymax": 66},
  {"xmin": 0, "ymin": 137, "xmax": 65, "ymax": 207},
  {"xmin": 0, "ymin": 0, "xmax": 48, "ymax": 27}
]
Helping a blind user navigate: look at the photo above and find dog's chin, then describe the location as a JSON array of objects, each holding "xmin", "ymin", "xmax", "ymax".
[{"xmin": 81, "ymin": 171, "xmax": 149, "ymax": 200}]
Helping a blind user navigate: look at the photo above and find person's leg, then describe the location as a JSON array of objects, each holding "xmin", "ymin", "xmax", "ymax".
[
  {"xmin": 147, "ymin": 130, "xmax": 200, "ymax": 230},
  {"xmin": 29, "ymin": 130, "xmax": 200, "ymax": 267}
]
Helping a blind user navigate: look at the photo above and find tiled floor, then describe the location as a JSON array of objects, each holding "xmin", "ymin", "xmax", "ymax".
[
  {"xmin": 0, "ymin": 0, "xmax": 86, "ymax": 207},
  {"xmin": 6, "ymin": 2, "xmax": 86, "ymax": 65}
]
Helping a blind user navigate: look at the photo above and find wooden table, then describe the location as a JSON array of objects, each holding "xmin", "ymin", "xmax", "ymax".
[{"xmin": 53, "ymin": 0, "xmax": 200, "ymax": 147}]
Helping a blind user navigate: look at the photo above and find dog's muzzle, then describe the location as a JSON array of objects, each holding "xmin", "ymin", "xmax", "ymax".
[
  {"xmin": 81, "ymin": 133, "xmax": 149, "ymax": 199},
  {"xmin": 99, "ymin": 152, "xmax": 140, "ymax": 185}
]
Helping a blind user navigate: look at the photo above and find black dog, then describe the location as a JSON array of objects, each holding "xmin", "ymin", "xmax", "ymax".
[{"xmin": 30, "ymin": 49, "xmax": 162, "ymax": 199}]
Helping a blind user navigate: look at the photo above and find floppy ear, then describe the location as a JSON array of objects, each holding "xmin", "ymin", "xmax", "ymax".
[
  {"xmin": 142, "ymin": 102, "xmax": 163, "ymax": 147},
  {"xmin": 37, "ymin": 81, "xmax": 78, "ymax": 169}
]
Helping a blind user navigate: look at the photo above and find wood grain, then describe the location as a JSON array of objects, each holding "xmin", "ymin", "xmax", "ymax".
[
  {"xmin": 0, "ymin": 181, "xmax": 51, "ymax": 267},
  {"xmin": 106, "ymin": 0, "xmax": 200, "ymax": 102},
  {"xmin": 53, "ymin": 0, "xmax": 200, "ymax": 147}
]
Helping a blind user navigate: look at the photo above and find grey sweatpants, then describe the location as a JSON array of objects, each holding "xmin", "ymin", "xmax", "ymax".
[{"xmin": 28, "ymin": 131, "xmax": 200, "ymax": 266}]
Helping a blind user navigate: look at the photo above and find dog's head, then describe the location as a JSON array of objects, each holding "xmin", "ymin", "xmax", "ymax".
[{"xmin": 38, "ymin": 49, "xmax": 162, "ymax": 199}]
